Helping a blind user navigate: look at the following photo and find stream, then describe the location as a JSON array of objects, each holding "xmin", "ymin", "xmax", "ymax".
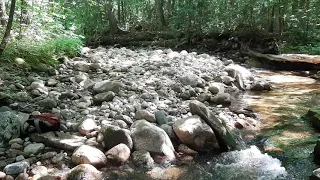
[{"xmin": 193, "ymin": 69, "xmax": 320, "ymax": 180}]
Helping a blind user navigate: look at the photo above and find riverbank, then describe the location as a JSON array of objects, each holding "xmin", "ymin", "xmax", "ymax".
[{"xmin": 0, "ymin": 46, "xmax": 282, "ymax": 179}]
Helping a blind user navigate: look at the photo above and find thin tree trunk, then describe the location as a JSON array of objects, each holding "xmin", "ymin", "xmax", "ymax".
[
  {"xmin": 0, "ymin": 0, "xmax": 7, "ymax": 25},
  {"xmin": 0, "ymin": 0, "xmax": 16, "ymax": 55},
  {"xmin": 107, "ymin": 0, "xmax": 120, "ymax": 35},
  {"xmin": 155, "ymin": 0, "xmax": 166, "ymax": 27}
]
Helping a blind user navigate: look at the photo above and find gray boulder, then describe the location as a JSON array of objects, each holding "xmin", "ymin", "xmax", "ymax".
[
  {"xmin": 179, "ymin": 74, "xmax": 199, "ymax": 87},
  {"xmin": 173, "ymin": 115, "xmax": 219, "ymax": 151},
  {"xmin": 208, "ymin": 82, "xmax": 225, "ymax": 94},
  {"xmin": 100, "ymin": 125, "xmax": 133, "ymax": 150},
  {"xmin": 134, "ymin": 110, "xmax": 156, "ymax": 123},
  {"xmin": 93, "ymin": 91, "xmax": 115, "ymax": 105},
  {"xmin": 209, "ymin": 93, "xmax": 232, "ymax": 105},
  {"xmin": 189, "ymin": 100, "xmax": 238, "ymax": 151},
  {"xmin": 130, "ymin": 120, "xmax": 176, "ymax": 159},
  {"xmin": 72, "ymin": 145, "xmax": 107, "ymax": 168},
  {"xmin": 0, "ymin": 111, "xmax": 21, "ymax": 143},
  {"xmin": 93, "ymin": 80, "xmax": 122, "ymax": 94},
  {"xmin": 131, "ymin": 150, "xmax": 154, "ymax": 169}
]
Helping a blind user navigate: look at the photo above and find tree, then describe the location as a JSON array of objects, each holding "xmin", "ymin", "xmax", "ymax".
[
  {"xmin": 106, "ymin": 0, "xmax": 121, "ymax": 34},
  {"xmin": 0, "ymin": 0, "xmax": 16, "ymax": 54},
  {"xmin": 155, "ymin": 0, "xmax": 166, "ymax": 27},
  {"xmin": 0, "ymin": 0, "xmax": 7, "ymax": 25}
]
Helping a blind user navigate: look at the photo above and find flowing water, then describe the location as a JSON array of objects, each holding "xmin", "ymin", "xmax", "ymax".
[{"xmin": 176, "ymin": 69, "xmax": 320, "ymax": 180}]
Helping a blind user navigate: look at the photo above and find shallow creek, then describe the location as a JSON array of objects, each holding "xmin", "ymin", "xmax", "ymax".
[{"xmin": 172, "ymin": 69, "xmax": 320, "ymax": 180}]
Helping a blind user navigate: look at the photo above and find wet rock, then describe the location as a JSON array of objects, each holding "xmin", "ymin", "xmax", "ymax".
[
  {"xmin": 30, "ymin": 132, "xmax": 86, "ymax": 151},
  {"xmin": 9, "ymin": 138, "xmax": 23, "ymax": 145},
  {"xmin": 3, "ymin": 161, "xmax": 29, "ymax": 175},
  {"xmin": 134, "ymin": 110, "xmax": 156, "ymax": 123},
  {"xmin": 131, "ymin": 150, "xmax": 154, "ymax": 169},
  {"xmin": 251, "ymin": 80, "xmax": 271, "ymax": 91},
  {"xmin": 65, "ymin": 164, "xmax": 102, "ymax": 180},
  {"xmin": 189, "ymin": 100, "xmax": 238, "ymax": 151},
  {"xmin": 173, "ymin": 115, "xmax": 219, "ymax": 151},
  {"xmin": 303, "ymin": 107, "xmax": 320, "ymax": 131},
  {"xmin": 93, "ymin": 80, "xmax": 122, "ymax": 94},
  {"xmin": 100, "ymin": 125, "xmax": 133, "ymax": 150},
  {"xmin": 147, "ymin": 167, "xmax": 187, "ymax": 180},
  {"xmin": 41, "ymin": 151, "xmax": 57, "ymax": 160},
  {"xmin": 78, "ymin": 118, "xmax": 97, "ymax": 136},
  {"xmin": 93, "ymin": 91, "xmax": 115, "ymax": 105},
  {"xmin": 105, "ymin": 144, "xmax": 131, "ymax": 166},
  {"xmin": 209, "ymin": 93, "xmax": 231, "ymax": 105},
  {"xmin": 23, "ymin": 143, "xmax": 45, "ymax": 156},
  {"xmin": 72, "ymin": 145, "xmax": 107, "ymax": 168},
  {"xmin": 0, "ymin": 111, "xmax": 21, "ymax": 143},
  {"xmin": 131, "ymin": 120, "xmax": 175, "ymax": 159}
]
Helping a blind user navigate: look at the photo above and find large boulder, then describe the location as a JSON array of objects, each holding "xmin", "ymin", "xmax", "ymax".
[
  {"xmin": 93, "ymin": 80, "xmax": 122, "ymax": 94},
  {"xmin": 100, "ymin": 125, "xmax": 133, "ymax": 150},
  {"xmin": 130, "ymin": 120, "xmax": 176, "ymax": 159},
  {"xmin": 189, "ymin": 100, "xmax": 238, "ymax": 151},
  {"xmin": 64, "ymin": 164, "xmax": 102, "ymax": 180},
  {"xmin": 71, "ymin": 145, "xmax": 107, "ymax": 168},
  {"xmin": 0, "ymin": 111, "xmax": 21, "ymax": 143},
  {"xmin": 173, "ymin": 115, "xmax": 219, "ymax": 151}
]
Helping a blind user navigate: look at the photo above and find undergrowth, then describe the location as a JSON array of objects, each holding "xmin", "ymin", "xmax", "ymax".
[{"xmin": 0, "ymin": 37, "xmax": 83, "ymax": 67}]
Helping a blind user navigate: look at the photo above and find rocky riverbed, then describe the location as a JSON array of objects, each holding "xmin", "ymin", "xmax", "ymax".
[{"xmin": 0, "ymin": 47, "xmax": 277, "ymax": 180}]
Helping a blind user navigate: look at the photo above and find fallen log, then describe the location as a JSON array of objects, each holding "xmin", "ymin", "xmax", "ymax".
[{"xmin": 243, "ymin": 49, "xmax": 320, "ymax": 70}]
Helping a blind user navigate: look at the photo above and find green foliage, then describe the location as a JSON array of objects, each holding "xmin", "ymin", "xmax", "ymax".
[{"xmin": 1, "ymin": 37, "xmax": 83, "ymax": 67}]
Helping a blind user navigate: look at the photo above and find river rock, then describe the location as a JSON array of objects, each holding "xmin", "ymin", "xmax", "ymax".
[
  {"xmin": 30, "ymin": 166, "xmax": 48, "ymax": 176},
  {"xmin": 105, "ymin": 144, "xmax": 131, "ymax": 165},
  {"xmin": 74, "ymin": 62, "xmax": 90, "ymax": 72},
  {"xmin": 130, "ymin": 120, "xmax": 176, "ymax": 159},
  {"xmin": 131, "ymin": 150, "xmax": 154, "ymax": 169},
  {"xmin": 30, "ymin": 132, "xmax": 86, "ymax": 151},
  {"xmin": 0, "ymin": 111, "xmax": 21, "ymax": 143},
  {"xmin": 208, "ymin": 82, "xmax": 225, "ymax": 94},
  {"xmin": 251, "ymin": 80, "xmax": 272, "ymax": 91},
  {"xmin": 93, "ymin": 91, "xmax": 115, "ymax": 105},
  {"xmin": 15, "ymin": 173, "xmax": 28, "ymax": 180},
  {"xmin": 36, "ymin": 98, "xmax": 58, "ymax": 110},
  {"xmin": 72, "ymin": 145, "xmax": 107, "ymax": 168},
  {"xmin": 209, "ymin": 93, "xmax": 231, "ymax": 105},
  {"xmin": 134, "ymin": 110, "xmax": 156, "ymax": 123},
  {"xmin": 178, "ymin": 144, "xmax": 198, "ymax": 156},
  {"xmin": 303, "ymin": 107, "xmax": 320, "ymax": 131},
  {"xmin": 0, "ymin": 171, "xmax": 5, "ymax": 179},
  {"xmin": 93, "ymin": 80, "xmax": 122, "ymax": 94},
  {"xmin": 78, "ymin": 118, "xmax": 97, "ymax": 135},
  {"xmin": 3, "ymin": 161, "xmax": 29, "ymax": 175},
  {"xmin": 173, "ymin": 115, "xmax": 219, "ymax": 151},
  {"xmin": 155, "ymin": 110, "xmax": 168, "ymax": 125},
  {"xmin": 100, "ymin": 125, "xmax": 133, "ymax": 150},
  {"xmin": 23, "ymin": 143, "xmax": 45, "ymax": 156},
  {"xmin": 64, "ymin": 164, "xmax": 102, "ymax": 180},
  {"xmin": 189, "ymin": 100, "xmax": 238, "ymax": 151},
  {"xmin": 179, "ymin": 74, "xmax": 200, "ymax": 87}
]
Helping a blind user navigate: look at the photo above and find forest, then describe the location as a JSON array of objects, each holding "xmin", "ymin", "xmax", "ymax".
[{"xmin": 0, "ymin": 0, "xmax": 320, "ymax": 180}]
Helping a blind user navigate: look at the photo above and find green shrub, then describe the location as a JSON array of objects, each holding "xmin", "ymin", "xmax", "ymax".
[{"xmin": 1, "ymin": 37, "xmax": 83, "ymax": 67}]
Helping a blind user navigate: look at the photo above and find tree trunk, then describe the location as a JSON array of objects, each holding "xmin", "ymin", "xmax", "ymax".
[
  {"xmin": 0, "ymin": 0, "xmax": 16, "ymax": 55},
  {"xmin": 0, "ymin": 0, "xmax": 7, "ymax": 25},
  {"xmin": 107, "ymin": 0, "xmax": 121, "ymax": 35},
  {"xmin": 155, "ymin": 0, "xmax": 166, "ymax": 27}
]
